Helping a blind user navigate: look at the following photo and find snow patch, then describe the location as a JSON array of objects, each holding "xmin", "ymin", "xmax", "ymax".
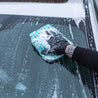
[
  {"xmin": 52, "ymin": 81, "xmax": 58, "ymax": 98},
  {"xmin": 15, "ymin": 82, "xmax": 26, "ymax": 91},
  {"xmin": 52, "ymin": 78, "xmax": 62, "ymax": 98},
  {"xmin": 69, "ymin": 23, "xmax": 74, "ymax": 40},
  {"xmin": 52, "ymin": 83, "xmax": 58, "ymax": 98},
  {"xmin": 0, "ymin": 2, "xmax": 85, "ymax": 18}
]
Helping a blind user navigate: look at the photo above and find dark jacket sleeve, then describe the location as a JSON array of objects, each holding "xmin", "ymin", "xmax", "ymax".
[{"xmin": 72, "ymin": 47, "xmax": 98, "ymax": 73}]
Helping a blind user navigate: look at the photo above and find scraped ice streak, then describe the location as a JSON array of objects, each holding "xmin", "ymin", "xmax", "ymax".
[
  {"xmin": 76, "ymin": 66, "xmax": 87, "ymax": 98},
  {"xmin": 69, "ymin": 23, "xmax": 74, "ymax": 40},
  {"xmin": 12, "ymin": 23, "xmax": 24, "ymax": 67},
  {"xmin": 37, "ymin": 67, "xmax": 62, "ymax": 98},
  {"xmin": 52, "ymin": 79, "xmax": 63, "ymax": 98},
  {"xmin": 37, "ymin": 65, "xmax": 49, "ymax": 98},
  {"xmin": 52, "ymin": 69, "xmax": 62, "ymax": 98},
  {"xmin": 52, "ymin": 79, "xmax": 60, "ymax": 98}
]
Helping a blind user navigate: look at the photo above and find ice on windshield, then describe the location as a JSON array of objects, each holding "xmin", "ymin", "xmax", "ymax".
[{"xmin": 0, "ymin": 15, "xmax": 95, "ymax": 98}]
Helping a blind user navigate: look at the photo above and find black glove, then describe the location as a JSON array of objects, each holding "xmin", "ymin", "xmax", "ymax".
[{"xmin": 41, "ymin": 30, "xmax": 70, "ymax": 55}]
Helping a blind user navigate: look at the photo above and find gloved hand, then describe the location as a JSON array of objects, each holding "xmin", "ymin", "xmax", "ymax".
[{"xmin": 41, "ymin": 30, "xmax": 70, "ymax": 55}]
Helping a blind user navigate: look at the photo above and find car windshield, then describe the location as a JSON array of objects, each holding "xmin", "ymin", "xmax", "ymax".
[
  {"xmin": 0, "ymin": 0, "xmax": 98, "ymax": 98},
  {"xmin": 0, "ymin": 14, "xmax": 96, "ymax": 98}
]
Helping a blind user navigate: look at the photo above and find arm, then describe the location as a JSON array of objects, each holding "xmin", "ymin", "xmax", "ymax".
[
  {"xmin": 65, "ymin": 45, "xmax": 98, "ymax": 73},
  {"xmin": 41, "ymin": 28, "xmax": 98, "ymax": 73}
]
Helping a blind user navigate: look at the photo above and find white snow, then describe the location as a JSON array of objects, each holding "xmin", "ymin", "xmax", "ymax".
[
  {"xmin": 52, "ymin": 79, "xmax": 59, "ymax": 98},
  {"xmin": 15, "ymin": 82, "xmax": 26, "ymax": 91},
  {"xmin": 69, "ymin": 23, "xmax": 74, "ymax": 40},
  {"xmin": 0, "ymin": 1, "xmax": 85, "ymax": 18},
  {"xmin": 52, "ymin": 86, "xmax": 58, "ymax": 98}
]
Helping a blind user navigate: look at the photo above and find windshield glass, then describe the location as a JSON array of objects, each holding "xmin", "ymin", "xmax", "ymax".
[{"xmin": 0, "ymin": 15, "xmax": 95, "ymax": 98}]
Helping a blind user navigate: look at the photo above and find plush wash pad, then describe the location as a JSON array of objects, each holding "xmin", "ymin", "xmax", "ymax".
[{"xmin": 29, "ymin": 24, "xmax": 72, "ymax": 62}]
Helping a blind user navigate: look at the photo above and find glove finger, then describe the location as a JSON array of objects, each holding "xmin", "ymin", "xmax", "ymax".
[
  {"xmin": 52, "ymin": 49, "xmax": 62, "ymax": 55},
  {"xmin": 41, "ymin": 49, "xmax": 62, "ymax": 55},
  {"xmin": 48, "ymin": 50, "xmax": 55, "ymax": 54},
  {"xmin": 41, "ymin": 49, "xmax": 55, "ymax": 55},
  {"xmin": 50, "ymin": 30, "xmax": 57, "ymax": 37},
  {"xmin": 41, "ymin": 49, "xmax": 54, "ymax": 55},
  {"xmin": 41, "ymin": 50, "xmax": 48, "ymax": 55},
  {"xmin": 52, "ymin": 47, "xmax": 65, "ymax": 55}
]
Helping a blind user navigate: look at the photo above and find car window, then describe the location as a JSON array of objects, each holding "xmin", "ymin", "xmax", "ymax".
[{"xmin": 0, "ymin": 15, "xmax": 95, "ymax": 98}]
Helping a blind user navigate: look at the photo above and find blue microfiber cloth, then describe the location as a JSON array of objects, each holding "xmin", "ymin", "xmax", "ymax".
[{"xmin": 29, "ymin": 24, "xmax": 72, "ymax": 62}]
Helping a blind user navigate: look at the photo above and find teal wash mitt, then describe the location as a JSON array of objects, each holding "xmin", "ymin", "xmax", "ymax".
[{"xmin": 29, "ymin": 24, "xmax": 72, "ymax": 62}]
